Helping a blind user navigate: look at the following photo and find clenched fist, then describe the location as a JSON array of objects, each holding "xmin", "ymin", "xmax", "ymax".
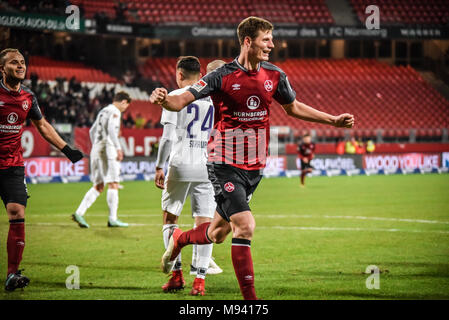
[
  {"xmin": 150, "ymin": 88, "xmax": 168, "ymax": 105},
  {"xmin": 334, "ymin": 113, "xmax": 355, "ymax": 128}
]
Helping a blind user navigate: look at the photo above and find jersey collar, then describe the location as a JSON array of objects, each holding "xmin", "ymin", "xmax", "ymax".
[
  {"xmin": 0, "ymin": 79, "xmax": 22, "ymax": 94},
  {"xmin": 234, "ymin": 57, "xmax": 261, "ymax": 74}
]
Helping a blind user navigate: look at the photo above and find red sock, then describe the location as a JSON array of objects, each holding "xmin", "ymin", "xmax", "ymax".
[
  {"xmin": 7, "ymin": 219, "xmax": 25, "ymax": 276},
  {"xmin": 231, "ymin": 238, "xmax": 257, "ymax": 300},
  {"xmin": 178, "ymin": 222, "xmax": 212, "ymax": 247},
  {"xmin": 301, "ymin": 171, "xmax": 306, "ymax": 185}
]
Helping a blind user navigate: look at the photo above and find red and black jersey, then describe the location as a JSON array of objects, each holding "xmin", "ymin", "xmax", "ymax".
[
  {"xmin": 298, "ymin": 142, "xmax": 316, "ymax": 162},
  {"xmin": 0, "ymin": 80, "xmax": 42, "ymax": 169},
  {"xmin": 188, "ymin": 58, "xmax": 296, "ymax": 171}
]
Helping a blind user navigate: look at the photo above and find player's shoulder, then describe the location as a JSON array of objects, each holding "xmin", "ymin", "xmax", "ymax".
[
  {"xmin": 20, "ymin": 84, "xmax": 37, "ymax": 98},
  {"xmin": 168, "ymin": 87, "xmax": 187, "ymax": 96},
  {"xmin": 207, "ymin": 61, "xmax": 239, "ymax": 79},
  {"xmin": 261, "ymin": 61, "xmax": 286, "ymax": 75}
]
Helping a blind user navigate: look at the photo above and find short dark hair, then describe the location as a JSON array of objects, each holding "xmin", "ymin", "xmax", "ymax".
[
  {"xmin": 176, "ymin": 56, "xmax": 201, "ymax": 78},
  {"xmin": 237, "ymin": 17, "xmax": 274, "ymax": 46},
  {"xmin": 113, "ymin": 91, "xmax": 131, "ymax": 103},
  {"xmin": 0, "ymin": 48, "xmax": 21, "ymax": 66}
]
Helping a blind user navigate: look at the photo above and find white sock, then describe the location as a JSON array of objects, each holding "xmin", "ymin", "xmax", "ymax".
[
  {"xmin": 162, "ymin": 224, "xmax": 182, "ymax": 270},
  {"xmin": 107, "ymin": 189, "xmax": 119, "ymax": 222},
  {"xmin": 162, "ymin": 224, "xmax": 178, "ymax": 249},
  {"xmin": 76, "ymin": 187, "xmax": 100, "ymax": 216},
  {"xmin": 196, "ymin": 243, "xmax": 213, "ymax": 279},
  {"xmin": 191, "ymin": 223, "xmax": 197, "ymax": 268}
]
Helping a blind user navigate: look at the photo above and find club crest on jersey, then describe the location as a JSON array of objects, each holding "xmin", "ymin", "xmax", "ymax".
[
  {"xmin": 22, "ymin": 100, "xmax": 29, "ymax": 111},
  {"xmin": 264, "ymin": 80, "xmax": 273, "ymax": 92},
  {"xmin": 7, "ymin": 112, "xmax": 18, "ymax": 124},
  {"xmin": 246, "ymin": 96, "xmax": 260, "ymax": 110},
  {"xmin": 224, "ymin": 182, "xmax": 235, "ymax": 192},
  {"xmin": 192, "ymin": 80, "xmax": 207, "ymax": 92}
]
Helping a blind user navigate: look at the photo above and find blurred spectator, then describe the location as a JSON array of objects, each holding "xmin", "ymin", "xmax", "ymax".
[
  {"xmin": 336, "ymin": 138, "xmax": 345, "ymax": 155},
  {"xmin": 114, "ymin": 1, "xmax": 128, "ymax": 22},
  {"xmin": 355, "ymin": 138, "xmax": 365, "ymax": 154},
  {"xmin": 134, "ymin": 113, "xmax": 146, "ymax": 129},
  {"xmin": 366, "ymin": 140, "xmax": 376, "ymax": 153},
  {"xmin": 123, "ymin": 113, "xmax": 136, "ymax": 128},
  {"xmin": 123, "ymin": 69, "xmax": 136, "ymax": 86},
  {"xmin": 144, "ymin": 119, "xmax": 154, "ymax": 129},
  {"xmin": 345, "ymin": 137, "xmax": 357, "ymax": 154}
]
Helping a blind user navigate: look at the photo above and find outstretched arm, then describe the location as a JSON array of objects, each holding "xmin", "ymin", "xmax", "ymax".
[
  {"xmin": 282, "ymin": 100, "xmax": 355, "ymax": 128},
  {"xmin": 31, "ymin": 117, "xmax": 83, "ymax": 163},
  {"xmin": 150, "ymin": 88, "xmax": 195, "ymax": 112}
]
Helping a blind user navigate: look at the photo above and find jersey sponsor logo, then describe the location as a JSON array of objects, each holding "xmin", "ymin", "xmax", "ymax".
[
  {"xmin": 232, "ymin": 83, "xmax": 241, "ymax": 91},
  {"xmin": 224, "ymin": 182, "xmax": 235, "ymax": 192},
  {"xmin": 22, "ymin": 100, "xmax": 29, "ymax": 111},
  {"xmin": 264, "ymin": 80, "xmax": 273, "ymax": 92},
  {"xmin": 7, "ymin": 112, "xmax": 18, "ymax": 124},
  {"xmin": 192, "ymin": 80, "xmax": 207, "ymax": 92},
  {"xmin": 246, "ymin": 96, "xmax": 260, "ymax": 110}
]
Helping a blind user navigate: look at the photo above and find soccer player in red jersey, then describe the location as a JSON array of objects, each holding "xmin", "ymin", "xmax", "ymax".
[
  {"xmin": 0, "ymin": 48, "xmax": 83, "ymax": 291},
  {"xmin": 298, "ymin": 133, "xmax": 315, "ymax": 187},
  {"xmin": 150, "ymin": 17, "xmax": 355, "ymax": 300}
]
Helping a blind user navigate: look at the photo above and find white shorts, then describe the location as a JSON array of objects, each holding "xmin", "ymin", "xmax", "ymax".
[
  {"xmin": 90, "ymin": 144, "xmax": 120, "ymax": 185},
  {"xmin": 161, "ymin": 171, "xmax": 216, "ymax": 218}
]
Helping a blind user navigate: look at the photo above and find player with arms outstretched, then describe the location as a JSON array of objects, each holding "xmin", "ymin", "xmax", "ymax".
[
  {"xmin": 155, "ymin": 57, "xmax": 222, "ymax": 296},
  {"xmin": 150, "ymin": 17, "xmax": 354, "ymax": 300},
  {"xmin": 0, "ymin": 48, "xmax": 83, "ymax": 291},
  {"xmin": 72, "ymin": 91, "xmax": 131, "ymax": 228}
]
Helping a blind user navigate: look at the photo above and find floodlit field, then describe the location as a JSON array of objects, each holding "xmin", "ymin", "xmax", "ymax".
[{"xmin": 1, "ymin": 174, "xmax": 448, "ymax": 300}]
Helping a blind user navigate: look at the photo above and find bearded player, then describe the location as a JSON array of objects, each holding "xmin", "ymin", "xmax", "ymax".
[
  {"xmin": 150, "ymin": 17, "xmax": 354, "ymax": 300},
  {"xmin": 0, "ymin": 48, "xmax": 83, "ymax": 291}
]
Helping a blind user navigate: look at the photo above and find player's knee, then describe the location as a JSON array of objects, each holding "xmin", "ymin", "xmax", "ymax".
[
  {"xmin": 95, "ymin": 183, "xmax": 104, "ymax": 193},
  {"xmin": 6, "ymin": 203, "xmax": 25, "ymax": 220},
  {"xmin": 233, "ymin": 221, "xmax": 255, "ymax": 240}
]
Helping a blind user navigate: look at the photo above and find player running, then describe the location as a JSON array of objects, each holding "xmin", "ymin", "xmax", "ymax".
[
  {"xmin": 0, "ymin": 48, "xmax": 83, "ymax": 291},
  {"xmin": 72, "ymin": 91, "xmax": 131, "ymax": 228},
  {"xmin": 150, "ymin": 17, "xmax": 354, "ymax": 300},
  {"xmin": 155, "ymin": 57, "xmax": 223, "ymax": 296},
  {"xmin": 298, "ymin": 133, "xmax": 315, "ymax": 187}
]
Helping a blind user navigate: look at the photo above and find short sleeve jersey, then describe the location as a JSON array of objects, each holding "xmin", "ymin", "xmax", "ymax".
[
  {"xmin": 187, "ymin": 58, "xmax": 296, "ymax": 171},
  {"xmin": 298, "ymin": 142, "xmax": 316, "ymax": 161},
  {"xmin": 0, "ymin": 80, "xmax": 42, "ymax": 169},
  {"xmin": 89, "ymin": 104, "xmax": 122, "ymax": 150},
  {"xmin": 160, "ymin": 86, "xmax": 214, "ymax": 182}
]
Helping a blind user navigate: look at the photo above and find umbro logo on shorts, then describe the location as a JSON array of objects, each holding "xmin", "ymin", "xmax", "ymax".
[{"xmin": 224, "ymin": 182, "xmax": 235, "ymax": 192}]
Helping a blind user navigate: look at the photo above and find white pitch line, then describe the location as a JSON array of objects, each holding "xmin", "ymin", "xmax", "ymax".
[
  {"xmin": 29, "ymin": 213, "xmax": 449, "ymax": 225},
  {"xmin": 27, "ymin": 222, "xmax": 449, "ymax": 234},
  {"xmin": 257, "ymin": 226, "xmax": 449, "ymax": 234},
  {"xmin": 260, "ymin": 214, "xmax": 449, "ymax": 225}
]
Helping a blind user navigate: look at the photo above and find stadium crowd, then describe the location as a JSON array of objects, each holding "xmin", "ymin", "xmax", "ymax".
[{"xmin": 27, "ymin": 73, "xmax": 159, "ymax": 129}]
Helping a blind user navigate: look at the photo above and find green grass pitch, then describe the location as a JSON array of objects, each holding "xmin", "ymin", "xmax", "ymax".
[{"xmin": 1, "ymin": 174, "xmax": 448, "ymax": 300}]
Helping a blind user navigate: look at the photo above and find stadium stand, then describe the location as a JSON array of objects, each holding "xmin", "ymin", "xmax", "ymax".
[
  {"xmin": 274, "ymin": 58, "xmax": 449, "ymax": 139},
  {"xmin": 69, "ymin": 0, "xmax": 334, "ymax": 25},
  {"xmin": 28, "ymin": 56, "xmax": 119, "ymax": 83},
  {"xmin": 25, "ymin": 56, "xmax": 160, "ymax": 128},
  {"xmin": 141, "ymin": 57, "xmax": 448, "ymax": 140},
  {"xmin": 350, "ymin": 0, "xmax": 449, "ymax": 25}
]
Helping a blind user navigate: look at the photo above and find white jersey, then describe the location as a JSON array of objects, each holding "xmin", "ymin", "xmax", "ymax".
[
  {"xmin": 89, "ymin": 104, "xmax": 122, "ymax": 150},
  {"xmin": 160, "ymin": 86, "xmax": 214, "ymax": 182}
]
